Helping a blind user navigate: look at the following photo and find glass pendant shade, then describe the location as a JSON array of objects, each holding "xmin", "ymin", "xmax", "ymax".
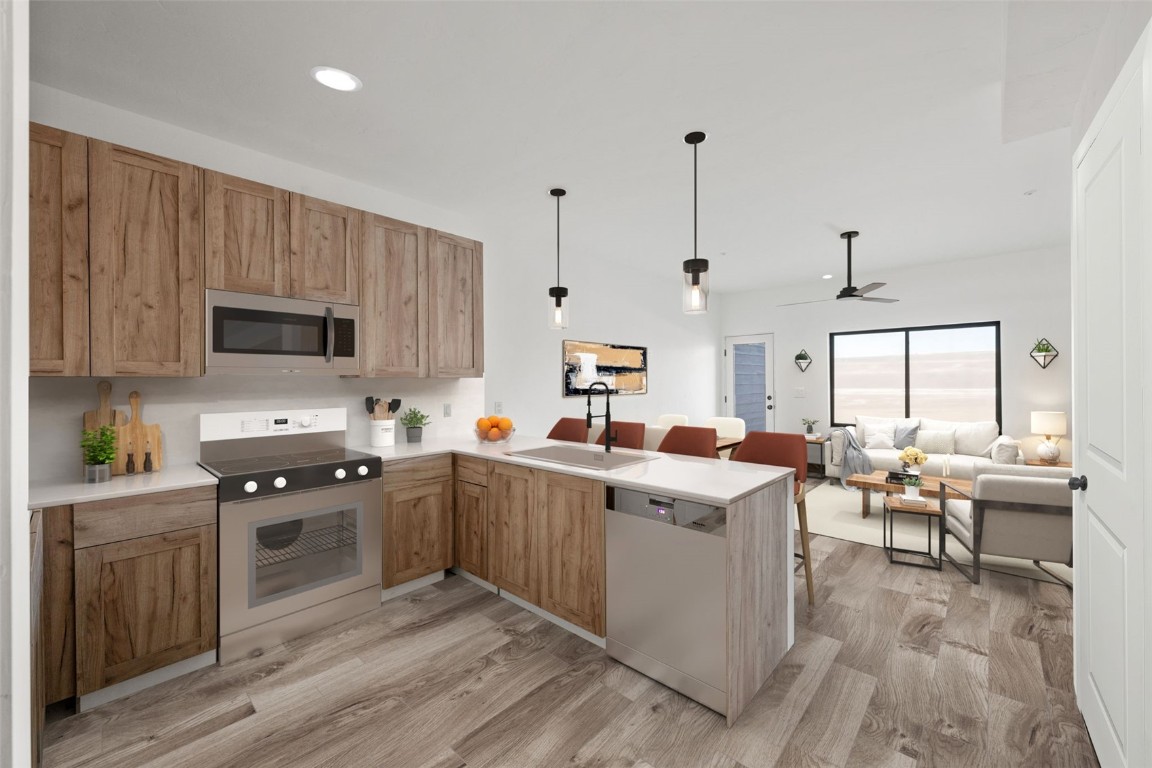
[
  {"xmin": 683, "ymin": 258, "xmax": 709, "ymax": 314},
  {"xmin": 548, "ymin": 286, "xmax": 568, "ymax": 329}
]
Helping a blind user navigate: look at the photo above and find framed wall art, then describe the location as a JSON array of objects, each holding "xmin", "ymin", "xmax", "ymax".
[{"xmin": 562, "ymin": 340, "xmax": 648, "ymax": 397}]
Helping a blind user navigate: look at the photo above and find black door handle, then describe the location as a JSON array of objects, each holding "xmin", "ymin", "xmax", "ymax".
[
  {"xmin": 1068, "ymin": 475, "xmax": 1088, "ymax": 491},
  {"xmin": 766, "ymin": 395, "xmax": 773, "ymax": 401},
  {"xmin": 766, "ymin": 405, "xmax": 774, "ymax": 410}
]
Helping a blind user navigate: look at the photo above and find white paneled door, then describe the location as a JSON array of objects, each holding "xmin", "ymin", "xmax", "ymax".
[
  {"xmin": 1072, "ymin": 40, "xmax": 1147, "ymax": 768},
  {"xmin": 725, "ymin": 334, "xmax": 774, "ymax": 433}
]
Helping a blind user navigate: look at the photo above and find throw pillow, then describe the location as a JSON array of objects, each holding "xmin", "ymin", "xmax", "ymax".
[
  {"xmin": 894, "ymin": 423, "xmax": 919, "ymax": 449},
  {"xmin": 990, "ymin": 437, "xmax": 1021, "ymax": 464},
  {"xmin": 865, "ymin": 431, "xmax": 895, "ymax": 449},
  {"xmin": 916, "ymin": 429, "xmax": 956, "ymax": 455},
  {"xmin": 855, "ymin": 416, "xmax": 895, "ymax": 447}
]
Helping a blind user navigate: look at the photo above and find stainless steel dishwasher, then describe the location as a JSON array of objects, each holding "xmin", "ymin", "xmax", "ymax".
[{"xmin": 605, "ymin": 486, "xmax": 729, "ymax": 715}]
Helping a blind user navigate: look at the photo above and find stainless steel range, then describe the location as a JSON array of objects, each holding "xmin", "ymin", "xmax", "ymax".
[{"xmin": 199, "ymin": 408, "xmax": 382, "ymax": 664}]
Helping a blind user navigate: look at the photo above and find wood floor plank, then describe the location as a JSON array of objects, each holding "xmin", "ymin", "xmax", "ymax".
[
  {"xmin": 978, "ymin": 693, "xmax": 1047, "ymax": 768},
  {"xmin": 940, "ymin": 589, "xmax": 990, "ymax": 657},
  {"xmin": 774, "ymin": 662, "xmax": 878, "ymax": 767},
  {"xmin": 859, "ymin": 644, "xmax": 939, "ymax": 764},
  {"xmin": 897, "ymin": 595, "xmax": 947, "ymax": 657},
  {"xmin": 988, "ymin": 631, "xmax": 1047, "ymax": 708},
  {"xmin": 1022, "ymin": 687, "xmax": 1101, "ymax": 768}
]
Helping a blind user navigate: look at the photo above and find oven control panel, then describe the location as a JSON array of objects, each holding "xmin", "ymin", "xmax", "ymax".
[
  {"xmin": 218, "ymin": 457, "xmax": 383, "ymax": 504},
  {"xmin": 201, "ymin": 408, "xmax": 346, "ymax": 442}
]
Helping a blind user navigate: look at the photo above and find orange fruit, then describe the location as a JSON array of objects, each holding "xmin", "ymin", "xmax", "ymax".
[
  {"xmin": 500, "ymin": 429, "xmax": 513, "ymax": 439},
  {"xmin": 487, "ymin": 427, "xmax": 502, "ymax": 442},
  {"xmin": 487, "ymin": 414, "xmax": 500, "ymax": 426},
  {"xmin": 497, "ymin": 417, "xmax": 513, "ymax": 431},
  {"xmin": 476, "ymin": 417, "xmax": 492, "ymax": 432}
]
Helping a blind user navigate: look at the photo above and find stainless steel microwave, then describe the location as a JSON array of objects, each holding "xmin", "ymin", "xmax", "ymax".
[{"xmin": 204, "ymin": 289, "xmax": 359, "ymax": 375}]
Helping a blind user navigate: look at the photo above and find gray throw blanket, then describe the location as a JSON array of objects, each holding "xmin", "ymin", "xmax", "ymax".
[{"xmin": 830, "ymin": 426, "xmax": 873, "ymax": 489}]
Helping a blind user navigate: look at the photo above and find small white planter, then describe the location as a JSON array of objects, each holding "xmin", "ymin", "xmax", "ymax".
[{"xmin": 904, "ymin": 485, "xmax": 920, "ymax": 499}]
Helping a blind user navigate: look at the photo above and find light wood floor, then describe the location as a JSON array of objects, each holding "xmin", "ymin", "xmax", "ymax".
[{"xmin": 42, "ymin": 533, "xmax": 1097, "ymax": 768}]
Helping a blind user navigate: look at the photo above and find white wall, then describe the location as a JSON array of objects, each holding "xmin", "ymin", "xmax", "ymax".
[
  {"xmin": 720, "ymin": 246, "xmax": 1072, "ymax": 459},
  {"xmin": 1, "ymin": 1, "xmax": 31, "ymax": 765},
  {"xmin": 1071, "ymin": 2, "xmax": 1152, "ymax": 148},
  {"xmin": 27, "ymin": 84, "xmax": 489, "ymax": 480}
]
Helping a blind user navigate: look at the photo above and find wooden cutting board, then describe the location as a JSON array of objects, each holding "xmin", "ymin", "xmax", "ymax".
[
  {"xmin": 82, "ymin": 380, "xmax": 126, "ymax": 432},
  {"xmin": 111, "ymin": 391, "xmax": 163, "ymax": 476}
]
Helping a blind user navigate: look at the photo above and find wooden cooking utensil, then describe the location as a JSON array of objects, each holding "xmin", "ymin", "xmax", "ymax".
[
  {"xmin": 82, "ymin": 380, "xmax": 126, "ymax": 432},
  {"xmin": 111, "ymin": 391, "xmax": 163, "ymax": 476}
]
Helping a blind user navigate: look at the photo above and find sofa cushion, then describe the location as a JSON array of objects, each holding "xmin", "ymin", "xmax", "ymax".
[
  {"xmin": 916, "ymin": 429, "xmax": 956, "ymax": 455},
  {"xmin": 865, "ymin": 430, "xmax": 895, "ymax": 449},
  {"xmin": 855, "ymin": 416, "xmax": 895, "ymax": 448},
  {"xmin": 894, "ymin": 423, "xmax": 919, "ymax": 449},
  {"xmin": 990, "ymin": 436, "xmax": 1021, "ymax": 465},
  {"xmin": 920, "ymin": 418, "xmax": 1000, "ymax": 457}
]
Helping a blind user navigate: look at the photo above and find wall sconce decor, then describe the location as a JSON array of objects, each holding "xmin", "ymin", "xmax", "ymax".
[
  {"xmin": 795, "ymin": 349, "xmax": 812, "ymax": 372},
  {"xmin": 1030, "ymin": 338, "xmax": 1058, "ymax": 368}
]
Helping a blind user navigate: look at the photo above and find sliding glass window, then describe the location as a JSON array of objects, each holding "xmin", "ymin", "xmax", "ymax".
[{"xmin": 830, "ymin": 322, "xmax": 1001, "ymax": 426}]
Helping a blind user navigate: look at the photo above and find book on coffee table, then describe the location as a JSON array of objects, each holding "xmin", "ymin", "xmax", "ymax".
[{"xmin": 899, "ymin": 495, "xmax": 928, "ymax": 506}]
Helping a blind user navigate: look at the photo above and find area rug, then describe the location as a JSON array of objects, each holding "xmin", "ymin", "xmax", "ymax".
[{"xmin": 801, "ymin": 480, "xmax": 1074, "ymax": 586}]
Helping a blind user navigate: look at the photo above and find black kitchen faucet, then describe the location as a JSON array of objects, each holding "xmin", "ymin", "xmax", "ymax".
[{"xmin": 585, "ymin": 381, "xmax": 615, "ymax": 452}]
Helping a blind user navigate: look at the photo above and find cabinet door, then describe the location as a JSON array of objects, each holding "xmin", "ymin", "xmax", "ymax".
[
  {"xmin": 536, "ymin": 472, "xmax": 605, "ymax": 635},
  {"xmin": 487, "ymin": 463, "xmax": 536, "ymax": 602},
  {"xmin": 454, "ymin": 480, "xmax": 487, "ymax": 580},
  {"xmin": 289, "ymin": 194, "xmax": 360, "ymax": 305},
  {"xmin": 383, "ymin": 478, "xmax": 453, "ymax": 588},
  {"xmin": 203, "ymin": 170, "xmax": 290, "ymax": 297},
  {"xmin": 361, "ymin": 214, "xmax": 427, "ymax": 376},
  {"xmin": 427, "ymin": 230, "xmax": 483, "ymax": 377},
  {"xmin": 29, "ymin": 124, "xmax": 89, "ymax": 376},
  {"xmin": 42, "ymin": 505, "xmax": 74, "ymax": 704},
  {"xmin": 89, "ymin": 140, "xmax": 202, "ymax": 377},
  {"xmin": 75, "ymin": 524, "xmax": 217, "ymax": 695}
]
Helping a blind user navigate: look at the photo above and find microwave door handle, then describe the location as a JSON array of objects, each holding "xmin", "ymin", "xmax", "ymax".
[{"xmin": 324, "ymin": 306, "xmax": 335, "ymax": 363}]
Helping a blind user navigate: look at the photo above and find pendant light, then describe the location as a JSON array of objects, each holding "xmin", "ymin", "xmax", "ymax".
[
  {"xmin": 547, "ymin": 188, "xmax": 569, "ymax": 329},
  {"xmin": 683, "ymin": 131, "xmax": 709, "ymax": 314}
]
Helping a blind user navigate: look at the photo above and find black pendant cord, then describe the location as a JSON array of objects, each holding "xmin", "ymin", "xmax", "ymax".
[
  {"xmin": 556, "ymin": 192, "xmax": 561, "ymax": 287},
  {"xmin": 693, "ymin": 140, "xmax": 698, "ymax": 261},
  {"xmin": 846, "ymin": 233, "xmax": 852, "ymax": 287}
]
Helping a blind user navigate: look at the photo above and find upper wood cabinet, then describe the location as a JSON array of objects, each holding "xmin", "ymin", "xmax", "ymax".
[
  {"xmin": 536, "ymin": 472, "xmax": 605, "ymax": 636},
  {"xmin": 487, "ymin": 462, "xmax": 536, "ymax": 603},
  {"xmin": 428, "ymin": 230, "xmax": 484, "ymax": 377},
  {"xmin": 29, "ymin": 123, "xmax": 89, "ymax": 376},
  {"xmin": 361, "ymin": 214, "xmax": 428, "ymax": 376},
  {"xmin": 290, "ymin": 194, "xmax": 360, "ymax": 305},
  {"xmin": 203, "ymin": 171, "xmax": 290, "ymax": 297},
  {"xmin": 381, "ymin": 456, "xmax": 454, "ymax": 588},
  {"xmin": 89, "ymin": 140, "xmax": 202, "ymax": 377}
]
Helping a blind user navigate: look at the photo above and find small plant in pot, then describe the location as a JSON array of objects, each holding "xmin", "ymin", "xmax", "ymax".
[
  {"xmin": 903, "ymin": 475, "xmax": 924, "ymax": 498},
  {"xmin": 400, "ymin": 407, "xmax": 431, "ymax": 443},
  {"xmin": 81, "ymin": 425, "xmax": 117, "ymax": 483},
  {"xmin": 801, "ymin": 417, "xmax": 820, "ymax": 435}
]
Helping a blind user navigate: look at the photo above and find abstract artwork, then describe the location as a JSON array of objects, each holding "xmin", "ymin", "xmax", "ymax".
[{"xmin": 562, "ymin": 340, "xmax": 648, "ymax": 397}]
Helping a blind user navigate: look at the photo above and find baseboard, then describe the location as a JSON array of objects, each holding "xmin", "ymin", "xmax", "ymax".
[
  {"xmin": 498, "ymin": 591, "xmax": 607, "ymax": 649},
  {"xmin": 380, "ymin": 570, "xmax": 445, "ymax": 603},
  {"xmin": 78, "ymin": 650, "xmax": 217, "ymax": 712}
]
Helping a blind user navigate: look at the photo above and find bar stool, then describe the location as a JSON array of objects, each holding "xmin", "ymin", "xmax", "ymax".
[
  {"xmin": 546, "ymin": 417, "xmax": 588, "ymax": 443},
  {"xmin": 655, "ymin": 414, "xmax": 690, "ymax": 428},
  {"xmin": 731, "ymin": 431, "xmax": 815, "ymax": 606},
  {"xmin": 594, "ymin": 421, "xmax": 646, "ymax": 450},
  {"xmin": 656, "ymin": 426, "xmax": 718, "ymax": 458}
]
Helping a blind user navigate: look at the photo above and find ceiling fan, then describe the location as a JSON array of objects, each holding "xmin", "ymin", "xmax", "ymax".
[{"xmin": 779, "ymin": 231, "xmax": 899, "ymax": 306}]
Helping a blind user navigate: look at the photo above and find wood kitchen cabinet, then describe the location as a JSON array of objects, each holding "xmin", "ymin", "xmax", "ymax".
[
  {"xmin": 290, "ymin": 194, "xmax": 360, "ymax": 305},
  {"xmin": 360, "ymin": 214, "xmax": 428, "ymax": 376},
  {"xmin": 29, "ymin": 123, "xmax": 89, "ymax": 377},
  {"xmin": 30, "ymin": 511, "xmax": 45, "ymax": 767},
  {"xmin": 487, "ymin": 462, "xmax": 537, "ymax": 603},
  {"xmin": 535, "ymin": 472, "xmax": 605, "ymax": 636},
  {"xmin": 381, "ymin": 455, "xmax": 454, "ymax": 588},
  {"xmin": 453, "ymin": 456, "xmax": 490, "ymax": 580},
  {"xmin": 203, "ymin": 170, "xmax": 290, "ymax": 297},
  {"xmin": 41, "ymin": 505, "xmax": 75, "ymax": 704},
  {"xmin": 89, "ymin": 140, "xmax": 203, "ymax": 377},
  {"xmin": 428, "ymin": 229, "xmax": 484, "ymax": 377}
]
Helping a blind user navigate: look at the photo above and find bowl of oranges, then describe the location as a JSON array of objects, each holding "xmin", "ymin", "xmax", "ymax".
[{"xmin": 476, "ymin": 415, "xmax": 515, "ymax": 444}]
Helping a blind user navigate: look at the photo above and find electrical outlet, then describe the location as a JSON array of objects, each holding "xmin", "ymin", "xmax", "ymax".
[
  {"xmin": 495, "ymin": 401, "xmax": 503, "ymax": 415},
  {"xmin": 794, "ymin": 387, "xmax": 806, "ymax": 398},
  {"xmin": 443, "ymin": 403, "xmax": 451, "ymax": 418}
]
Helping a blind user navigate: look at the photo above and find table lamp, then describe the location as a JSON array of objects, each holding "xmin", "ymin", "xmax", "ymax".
[{"xmin": 1031, "ymin": 411, "xmax": 1067, "ymax": 464}]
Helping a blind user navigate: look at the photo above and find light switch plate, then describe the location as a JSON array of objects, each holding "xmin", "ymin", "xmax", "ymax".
[
  {"xmin": 495, "ymin": 401, "xmax": 504, "ymax": 414},
  {"xmin": 443, "ymin": 403, "xmax": 452, "ymax": 418}
]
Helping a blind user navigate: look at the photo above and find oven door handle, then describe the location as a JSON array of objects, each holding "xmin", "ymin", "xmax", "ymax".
[{"xmin": 324, "ymin": 306, "xmax": 335, "ymax": 364}]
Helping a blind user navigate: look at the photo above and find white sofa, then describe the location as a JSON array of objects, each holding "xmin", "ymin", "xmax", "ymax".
[{"xmin": 826, "ymin": 415, "xmax": 1022, "ymax": 481}]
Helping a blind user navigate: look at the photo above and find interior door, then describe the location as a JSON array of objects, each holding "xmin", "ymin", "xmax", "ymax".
[
  {"xmin": 1072, "ymin": 50, "xmax": 1146, "ymax": 768},
  {"xmin": 725, "ymin": 334, "xmax": 774, "ymax": 432}
]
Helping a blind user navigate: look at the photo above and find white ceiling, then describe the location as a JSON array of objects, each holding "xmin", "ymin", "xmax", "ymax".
[{"xmin": 30, "ymin": 1, "xmax": 1107, "ymax": 294}]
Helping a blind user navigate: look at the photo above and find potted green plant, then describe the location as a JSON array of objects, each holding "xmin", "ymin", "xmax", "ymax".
[
  {"xmin": 902, "ymin": 475, "xmax": 924, "ymax": 498},
  {"xmin": 81, "ymin": 425, "xmax": 117, "ymax": 483},
  {"xmin": 801, "ymin": 417, "xmax": 819, "ymax": 435},
  {"xmin": 794, "ymin": 349, "xmax": 812, "ymax": 372},
  {"xmin": 400, "ymin": 407, "xmax": 431, "ymax": 443},
  {"xmin": 1030, "ymin": 338, "xmax": 1058, "ymax": 368}
]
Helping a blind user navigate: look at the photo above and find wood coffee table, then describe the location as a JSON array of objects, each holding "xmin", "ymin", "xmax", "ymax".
[{"xmin": 844, "ymin": 471, "xmax": 972, "ymax": 519}]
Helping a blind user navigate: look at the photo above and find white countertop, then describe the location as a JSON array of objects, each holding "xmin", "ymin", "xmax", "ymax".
[
  {"xmin": 355, "ymin": 435, "xmax": 793, "ymax": 507},
  {"xmin": 28, "ymin": 463, "xmax": 219, "ymax": 509}
]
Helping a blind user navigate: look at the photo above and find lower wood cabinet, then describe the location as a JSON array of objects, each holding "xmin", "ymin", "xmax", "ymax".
[
  {"xmin": 454, "ymin": 480, "xmax": 488, "ymax": 580},
  {"xmin": 487, "ymin": 462, "xmax": 538, "ymax": 603},
  {"xmin": 382, "ymin": 456, "xmax": 454, "ymax": 588},
  {"xmin": 30, "ymin": 511, "xmax": 45, "ymax": 767},
  {"xmin": 535, "ymin": 472, "xmax": 606, "ymax": 636}
]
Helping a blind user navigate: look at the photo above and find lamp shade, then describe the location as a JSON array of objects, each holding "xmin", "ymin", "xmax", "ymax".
[{"xmin": 1031, "ymin": 411, "xmax": 1067, "ymax": 437}]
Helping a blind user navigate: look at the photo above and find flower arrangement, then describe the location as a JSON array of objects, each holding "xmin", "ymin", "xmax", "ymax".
[
  {"xmin": 801, "ymin": 418, "xmax": 819, "ymax": 427},
  {"xmin": 897, "ymin": 446, "xmax": 927, "ymax": 471}
]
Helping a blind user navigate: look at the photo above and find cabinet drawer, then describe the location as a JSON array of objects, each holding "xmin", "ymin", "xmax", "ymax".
[
  {"xmin": 73, "ymin": 486, "xmax": 217, "ymax": 549},
  {"xmin": 454, "ymin": 455, "xmax": 488, "ymax": 486},
  {"xmin": 382, "ymin": 454, "xmax": 453, "ymax": 487}
]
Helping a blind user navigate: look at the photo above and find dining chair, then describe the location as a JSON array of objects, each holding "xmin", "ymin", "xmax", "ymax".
[
  {"xmin": 655, "ymin": 414, "xmax": 690, "ymax": 428},
  {"xmin": 656, "ymin": 426, "xmax": 718, "ymax": 459},
  {"xmin": 731, "ymin": 431, "xmax": 815, "ymax": 605},
  {"xmin": 594, "ymin": 421, "xmax": 646, "ymax": 450},
  {"xmin": 704, "ymin": 416, "xmax": 747, "ymax": 439},
  {"xmin": 546, "ymin": 417, "xmax": 589, "ymax": 443}
]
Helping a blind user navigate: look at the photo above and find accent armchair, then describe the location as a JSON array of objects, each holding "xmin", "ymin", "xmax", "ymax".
[{"xmin": 941, "ymin": 463, "xmax": 1073, "ymax": 586}]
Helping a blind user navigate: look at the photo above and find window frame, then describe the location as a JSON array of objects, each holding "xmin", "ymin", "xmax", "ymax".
[{"xmin": 829, "ymin": 320, "xmax": 1002, "ymax": 428}]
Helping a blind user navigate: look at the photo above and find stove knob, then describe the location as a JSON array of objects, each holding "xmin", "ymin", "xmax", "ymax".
[
  {"xmin": 334, "ymin": 468, "xmax": 347, "ymax": 480},
  {"xmin": 300, "ymin": 415, "xmax": 313, "ymax": 428},
  {"xmin": 243, "ymin": 481, "xmax": 258, "ymax": 494},
  {"xmin": 358, "ymin": 465, "xmax": 369, "ymax": 476},
  {"xmin": 273, "ymin": 476, "xmax": 287, "ymax": 489}
]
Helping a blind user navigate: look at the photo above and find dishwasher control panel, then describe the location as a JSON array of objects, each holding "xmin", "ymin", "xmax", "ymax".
[{"xmin": 607, "ymin": 487, "xmax": 726, "ymax": 536}]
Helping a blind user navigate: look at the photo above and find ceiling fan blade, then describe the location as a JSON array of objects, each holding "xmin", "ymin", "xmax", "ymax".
[
  {"xmin": 853, "ymin": 282, "xmax": 886, "ymax": 296},
  {"xmin": 777, "ymin": 297, "xmax": 836, "ymax": 307},
  {"xmin": 859, "ymin": 296, "xmax": 899, "ymax": 303}
]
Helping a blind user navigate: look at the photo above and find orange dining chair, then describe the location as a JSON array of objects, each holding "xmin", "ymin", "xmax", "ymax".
[
  {"xmin": 731, "ymin": 431, "xmax": 815, "ymax": 606},
  {"xmin": 594, "ymin": 421, "xmax": 646, "ymax": 450},
  {"xmin": 656, "ymin": 426, "xmax": 719, "ymax": 459},
  {"xmin": 547, "ymin": 417, "xmax": 589, "ymax": 443}
]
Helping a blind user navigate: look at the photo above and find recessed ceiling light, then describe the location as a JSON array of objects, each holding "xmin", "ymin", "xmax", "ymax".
[
  {"xmin": 822, "ymin": 274, "xmax": 833, "ymax": 280},
  {"xmin": 310, "ymin": 66, "xmax": 362, "ymax": 92}
]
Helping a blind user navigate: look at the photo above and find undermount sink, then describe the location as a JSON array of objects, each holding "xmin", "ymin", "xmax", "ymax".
[{"xmin": 506, "ymin": 445, "xmax": 656, "ymax": 471}]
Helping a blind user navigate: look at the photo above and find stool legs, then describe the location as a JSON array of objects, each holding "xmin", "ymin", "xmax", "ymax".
[{"xmin": 796, "ymin": 494, "xmax": 815, "ymax": 605}]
